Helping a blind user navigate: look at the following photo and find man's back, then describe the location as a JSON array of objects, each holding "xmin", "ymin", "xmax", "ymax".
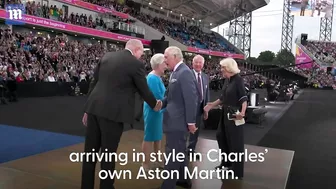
[{"xmin": 84, "ymin": 50, "xmax": 156, "ymax": 123}]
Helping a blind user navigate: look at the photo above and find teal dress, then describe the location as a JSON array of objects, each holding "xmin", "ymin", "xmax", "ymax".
[{"xmin": 143, "ymin": 73, "xmax": 166, "ymax": 142}]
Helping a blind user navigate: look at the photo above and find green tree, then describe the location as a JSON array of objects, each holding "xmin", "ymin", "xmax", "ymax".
[
  {"xmin": 257, "ymin": 50, "xmax": 275, "ymax": 62},
  {"xmin": 246, "ymin": 56, "xmax": 257, "ymax": 64},
  {"xmin": 272, "ymin": 49, "xmax": 295, "ymax": 66}
]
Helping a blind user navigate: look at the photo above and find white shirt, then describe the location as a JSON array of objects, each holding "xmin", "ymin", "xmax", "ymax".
[
  {"xmin": 193, "ymin": 69, "xmax": 203, "ymax": 99},
  {"xmin": 173, "ymin": 61, "xmax": 183, "ymax": 72},
  {"xmin": 169, "ymin": 61, "xmax": 183, "ymax": 81},
  {"xmin": 79, "ymin": 73, "xmax": 86, "ymax": 81}
]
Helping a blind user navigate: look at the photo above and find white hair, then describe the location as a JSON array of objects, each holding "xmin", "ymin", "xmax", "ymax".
[
  {"xmin": 219, "ymin": 58, "xmax": 240, "ymax": 74},
  {"xmin": 193, "ymin": 55, "xmax": 205, "ymax": 64},
  {"xmin": 150, "ymin": 53, "xmax": 165, "ymax": 69},
  {"xmin": 165, "ymin": 46, "xmax": 183, "ymax": 60},
  {"xmin": 125, "ymin": 39, "xmax": 143, "ymax": 50}
]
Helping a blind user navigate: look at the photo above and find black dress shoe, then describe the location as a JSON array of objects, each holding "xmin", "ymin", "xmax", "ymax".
[{"xmin": 176, "ymin": 181, "xmax": 192, "ymax": 188}]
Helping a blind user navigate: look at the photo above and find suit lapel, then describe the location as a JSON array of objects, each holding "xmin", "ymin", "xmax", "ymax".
[
  {"xmin": 167, "ymin": 63, "xmax": 184, "ymax": 96},
  {"xmin": 202, "ymin": 73, "xmax": 207, "ymax": 99}
]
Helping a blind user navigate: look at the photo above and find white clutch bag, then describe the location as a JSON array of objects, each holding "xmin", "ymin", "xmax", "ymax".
[{"xmin": 227, "ymin": 110, "xmax": 245, "ymax": 126}]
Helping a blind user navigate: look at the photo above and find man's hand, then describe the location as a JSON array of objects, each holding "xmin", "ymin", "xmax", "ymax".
[
  {"xmin": 154, "ymin": 100, "xmax": 162, "ymax": 111},
  {"xmin": 82, "ymin": 113, "xmax": 88, "ymax": 126},
  {"xmin": 203, "ymin": 111, "xmax": 208, "ymax": 120},
  {"xmin": 188, "ymin": 124, "xmax": 198, "ymax": 134}
]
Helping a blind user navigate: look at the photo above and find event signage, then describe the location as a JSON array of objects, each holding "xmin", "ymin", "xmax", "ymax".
[
  {"xmin": 187, "ymin": 47, "xmax": 245, "ymax": 60},
  {"xmin": 0, "ymin": 9, "xmax": 149, "ymax": 45},
  {"xmin": 55, "ymin": 0, "xmax": 128, "ymax": 19},
  {"xmin": 5, "ymin": 4, "xmax": 25, "ymax": 25},
  {"xmin": 0, "ymin": 9, "xmax": 245, "ymax": 59},
  {"xmin": 295, "ymin": 45, "xmax": 313, "ymax": 68}
]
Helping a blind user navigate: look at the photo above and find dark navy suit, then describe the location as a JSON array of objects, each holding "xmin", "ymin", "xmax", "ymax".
[
  {"xmin": 187, "ymin": 70, "xmax": 210, "ymax": 153},
  {"xmin": 161, "ymin": 62, "xmax": 198, "ymax": 189}
]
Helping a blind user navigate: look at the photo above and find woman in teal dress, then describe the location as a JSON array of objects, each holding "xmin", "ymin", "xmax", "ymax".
[{"xmin": 142, "ymin": 53, "xmax": 167, "ymax": 170}]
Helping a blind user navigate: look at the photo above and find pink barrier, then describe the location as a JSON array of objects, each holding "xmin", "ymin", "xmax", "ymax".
[
  {"xmin": 0, "ymin": 9, "xmax": 150, "ymax": 46},
  {"xmin": 187, "ymin": 47, "xmax": 245, "ymax": 60},
  {"xmin": 56, "ymin": 0, "xmax": 129, "ymax": 19},
  {"xmin": 295, "ymin": 45, "xmax": 313, "ymax": 68}
]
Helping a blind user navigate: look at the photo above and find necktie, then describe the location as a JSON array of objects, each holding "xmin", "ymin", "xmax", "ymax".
[{"xmin": 198, "ymin": 73, "xmax": 203, "ymax": 100}]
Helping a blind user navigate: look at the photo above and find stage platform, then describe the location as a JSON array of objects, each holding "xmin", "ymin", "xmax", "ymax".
[{"xmin": 0, "ymin": 130, "xmax": 294, "ymax": 189}]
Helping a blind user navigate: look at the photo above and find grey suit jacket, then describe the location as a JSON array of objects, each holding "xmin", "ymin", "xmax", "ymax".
[{"xmin": 162, "ymin": 63, "xmax": 198, "ymax": 133}]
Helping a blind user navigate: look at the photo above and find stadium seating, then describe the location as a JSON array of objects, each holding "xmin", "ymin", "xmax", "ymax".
[
  {"xmin": 299, "ymin": 40, "xmax": 336, "ymax": 88},
  {"xmin": 0, "ymin": 0, "xmax": 334, "ymax": 89},
  {"xmin": 131, "ymin": 12, "xmax": 235, "ymax": 53}
]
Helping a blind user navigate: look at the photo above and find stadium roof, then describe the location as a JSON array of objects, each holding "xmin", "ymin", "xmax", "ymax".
[{"xmin": 140, "ymin": 0, "xmax": 270, "ymax": 27}]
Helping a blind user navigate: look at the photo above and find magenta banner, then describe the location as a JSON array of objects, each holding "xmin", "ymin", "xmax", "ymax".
[
  {"xmin": 187, "ymin": 47, "xmax": 245, "ymax": 60},
  {"xmin": 0, "ymin": 9, "xmax": 150, "ymax": 45},
  {"xmin": 295, "ymin": 45, "xmax": 313, "ymax": 68},
  {"xmin": 56, "ymin": 0, "xmax": 128, "ymax": 19}
]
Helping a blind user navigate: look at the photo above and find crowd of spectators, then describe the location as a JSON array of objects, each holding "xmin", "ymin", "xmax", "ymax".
[
  {"xmin": 304, "ymin": 40, "xmax": 336, "ymax": 65},
  {"xmin": 3, "ymin": 1, "xmax": 136, "ymax": 35},
  {"xmin": 309, "ymin": 68, "xmax": 336, "ymax": 88},
  {"xmin": 83, "ymin": 0, "xmax": 130, "ymax": 14},
  {"xmin": 0, "ymin": 26, "xmax": 267, "ymax": 91},
  {"xmin": 2, "ymin": 0, "xmax": 236, "ymax": 53},
  {"xmin": 0, "ymin": 26, "xmax": 124, "ymax": 83},
  {"xmin": 24, "ymin": 2, "xmax": 110, "ymax": 30},
  {"xmin": 34, "ymin": 0, "xmax": 235, "ymax": 53},
  {"xmin": 290, "ymin": 39, "xmax": 336, "ymax": 88},
  {"xmin": 131, "ymin": 12, "xmax": 235, "ymax": 53},
  {"xmin": 287, "ymin": 65, "xmax": 336, "ymax": 88}
]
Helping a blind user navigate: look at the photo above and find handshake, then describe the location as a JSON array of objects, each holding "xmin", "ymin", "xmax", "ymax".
[{"xmin": 154, "ymin": 100, "xmax": 163, "ymax": 111}]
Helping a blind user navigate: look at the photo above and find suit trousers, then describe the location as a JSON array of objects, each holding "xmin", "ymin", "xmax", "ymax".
[
  {"xmin": 81, "ymin": 114, "xmax": 124, "ymax": 189},
  {"xmin": 187, "ymin": 104, "xmax": 203, "ymax": 153},
  {"xmin": 161, "ymin": 132, "xmax": 189, "ymax": 189}
]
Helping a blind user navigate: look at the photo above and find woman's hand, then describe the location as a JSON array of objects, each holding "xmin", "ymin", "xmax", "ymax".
[
  {"xmin": 234, "ymin": 112, "xmax": 245, "ymax": 120},
  {"xmin": 203, "ymin": 111, "xmax": 208, "ymax": 120},
  {"xmin": 204, "ymin": 103, "xmax": 213, "ymax": 112}
]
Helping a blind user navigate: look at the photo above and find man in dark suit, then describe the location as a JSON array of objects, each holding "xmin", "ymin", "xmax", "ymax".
[
  {"xmin": 187, "ymin": 55, "xmax": 210, "ymax": 160},
  {"xmin": 160, "ymin": 46, "xmax": 198, "ymax": 189},
  {"xmin": 81, "ymin": 39, "xmax": 162, "ymax": 189}
]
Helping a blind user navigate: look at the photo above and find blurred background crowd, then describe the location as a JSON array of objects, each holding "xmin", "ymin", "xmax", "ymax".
[{"xmin": 0, "ymin": 0, "xmax": 335, "ymax": 92}]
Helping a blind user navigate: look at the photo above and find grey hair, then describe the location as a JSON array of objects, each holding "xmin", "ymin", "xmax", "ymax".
[
  {"xmin": 165, "ymin": 46, "xmax": 183, "ymax": 60},
  {"xmin": 125, "ymin": 39, "xmax": 143, "ymax": 50},
  {"xmin": 150, "ymin": 53, "xmax": 165, "ymax": 69},
  {"xmin": 193, "ymin": 55, "xmax": 205, "ymax": 63},
  {"xmin": 220, "ymin": 58, "xmax": 240, "ymax": 74}
]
